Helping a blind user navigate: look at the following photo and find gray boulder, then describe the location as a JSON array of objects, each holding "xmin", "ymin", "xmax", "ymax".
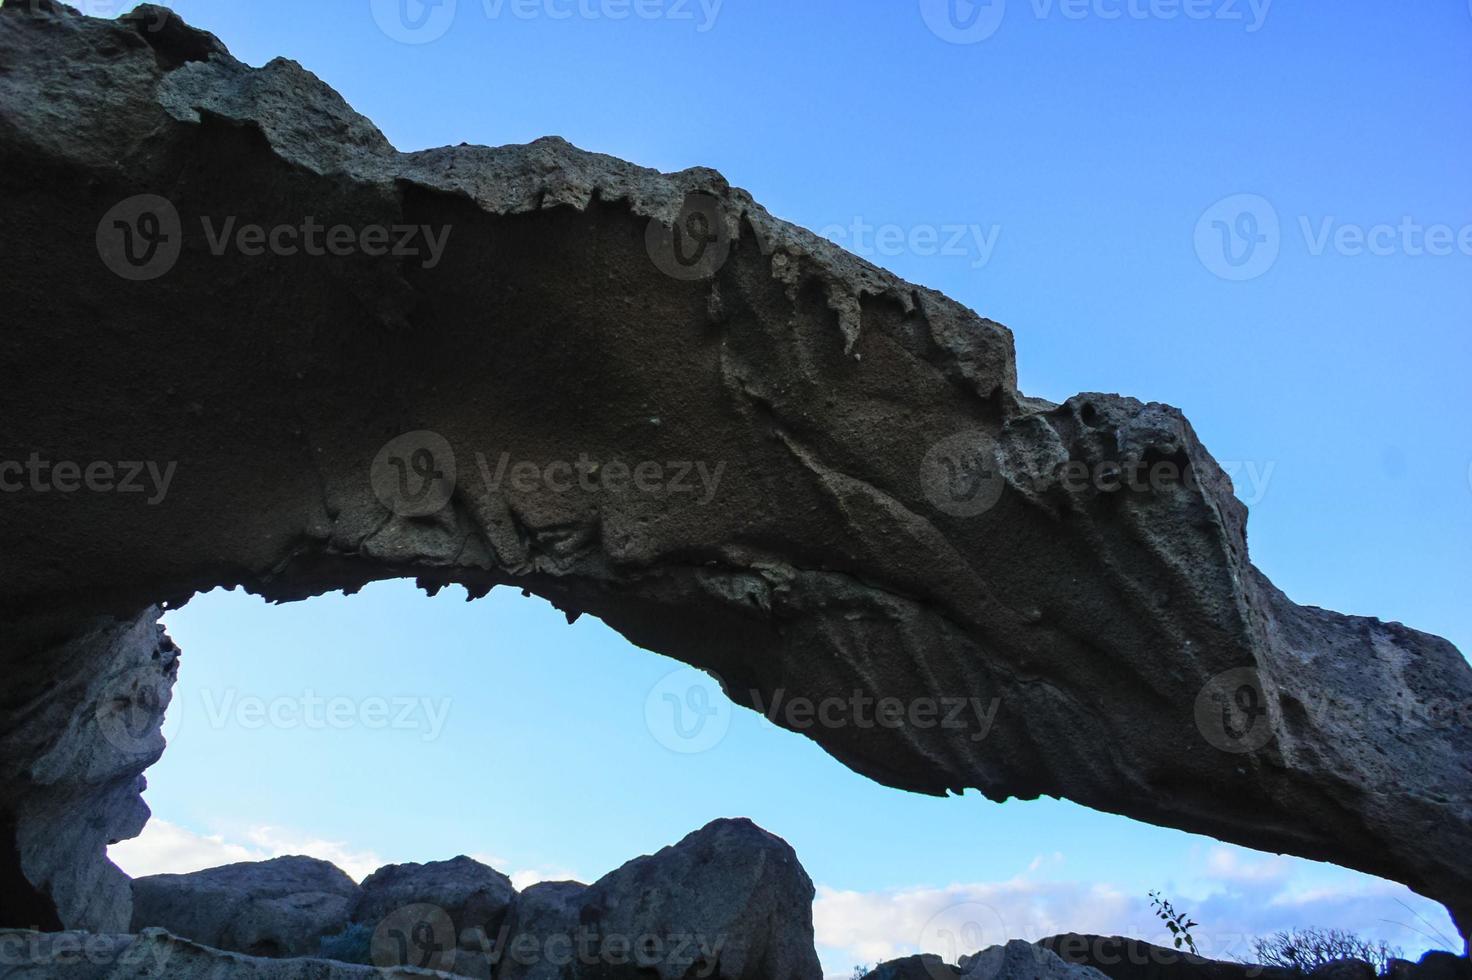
[
  {"xmin": 353, "ymin": 855, "xmax": 515, "ymax": 949},
  {"xmin": 130, "ymin": 855, "xmax": 359, "ymax": 958},
  {"xmin": 860, "ymin": 954, "xmax": 963, "ymax": 978},
  {"xmin": 960, "ymin": 941, "xmax": 1112, "ymax": 980},
  {"xmin": 496, "ymin": 818, "xmax": 821, "ymax": 979}
]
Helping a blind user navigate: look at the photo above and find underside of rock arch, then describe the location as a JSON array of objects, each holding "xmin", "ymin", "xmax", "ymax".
[{"xmin": 1, "ymin": 0, "xmax": 1469, "ymax": 944}]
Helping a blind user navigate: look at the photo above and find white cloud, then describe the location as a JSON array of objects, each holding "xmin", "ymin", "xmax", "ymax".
[
  {"xmin": 109, "ymin": 819, "xmax": 385, "ymax": 883},
  {"xmin": 813, "ymin": 850, "xmax": 1461, "ymax": 979},
  {"xmin": 109, "ymin": 819, "xmax": 260, "ymax": 877},
  {"xmin": 241, "ymin": 826, "xmax": 386, "ymax": 882}
]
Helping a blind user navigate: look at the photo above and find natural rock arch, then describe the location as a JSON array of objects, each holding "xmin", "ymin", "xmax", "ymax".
[{"xmin": 1, "ymin": 0, "xmax": 1468, "ymax": 942}]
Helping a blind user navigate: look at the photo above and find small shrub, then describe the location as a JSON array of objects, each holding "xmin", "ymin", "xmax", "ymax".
[
  {"xmin": 1250, "ymin": 928, "xmax": 1399, "ymax": 975},
  {"xmin": 1149, "ymin": 890, "xmax": 1201, "ymax": 955},
  {"xmin": 319, "ymin": 921, "xmax": 374, "ymax": 965}
]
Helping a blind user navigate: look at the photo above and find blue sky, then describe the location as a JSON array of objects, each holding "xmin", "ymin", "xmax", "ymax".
[{"xmin": 99, "ymin": 0, "xmax": 1471, "ymax": 975}]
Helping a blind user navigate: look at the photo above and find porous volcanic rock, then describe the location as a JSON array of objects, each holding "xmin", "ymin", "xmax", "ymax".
[
  {"xmin": 130, "ymin": 856, "xmax": 359, "ymax": 958},
  {"xmin": 0, "ymin": 0, "xmax": 1469, "ymax": 941},
  {"xmin": 495, "ymin": 818, "xmax": 821, "ymax": 979}
]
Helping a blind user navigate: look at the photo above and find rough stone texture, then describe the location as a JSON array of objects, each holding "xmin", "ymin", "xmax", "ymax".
[
  {"xmin": 495, "ymin": 818, "xmax": 820, "ymax": 979},
  {"xmin": 0, "ymin": 928, "xmax": 454, "ymax": 979},
  {"xmin": 860, "ymin": 954, "xmax": 963, "ymax": 978},
  {"xmin": 353, "ymin": 856, "xmax": 515, "ymax": 949},
  {"xmin": 129, "ymin": 856, "xmax": 360, "ymax": 958},
  {"xmin": 0, "ymin": 0, "xmax": 1470, "ymax": 941},
  {"xmin": 961, "ymin": 941, "xmax": 1112, "ymax": 980},
  {"xmin": 0, "ymin": 611, "xmax": 177, "ymax": 934},
  {"xmin": 1038, "ymin": 935, "xmax": 1297, "ymax": 980},
  {"xmin": 488, "ymin": 879, "xmax": 587, "ymax": 975}
]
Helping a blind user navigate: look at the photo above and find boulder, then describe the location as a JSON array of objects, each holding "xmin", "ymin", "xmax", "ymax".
[
  {"xmin": 1039, "ymin": 934, "xmax": 1297, "ymax": 980},
  {"xmin": 496, "ymin": 818, "xmax": 821, "ymax": 979},
  {"xmin": 1, "ymin": 0, "xmax": 1470, "ymax": 941},
  {"xmin": 961, "ymin": 941, "xmax": 1111, "ymax": 980},
  {"xmin": 352, "ymin": 856, "xmax": 515, "ymax": 950},
  {"xmin": 130, "ymin": 855, "xmax": 359, "ymax": 958},
  {"xmin": 860, "ymin": 954, "xmax": 963, "ymax": 978}
]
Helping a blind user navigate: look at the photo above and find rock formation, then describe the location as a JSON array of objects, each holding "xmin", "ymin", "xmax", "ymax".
[
  {"xmin": 1038, "ymin": 935, "xmax": 1297, "ymax": 980},
  {"xmin": 352, "ymin": 856, "xmax": 515, "ymax": 957},
  {"xmin": 493, "ymin": 818, "xmax": 820, "ymax": 980},
  {"xmin": 0, "ymin": 0, "xmax": 1468, "ymax": 943},
  {"xmin": 861, "ymin": 941, "xmax": 1112, "ymax": 980},
  {"xmin": 129, "ymin": 855, "xmax": 359, "ymax": 958}
]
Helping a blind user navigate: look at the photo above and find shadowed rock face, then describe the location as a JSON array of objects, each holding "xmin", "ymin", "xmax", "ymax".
[
  {"xmin": 0, "ymin": 0, "xmax": 1468, "ymax": 941},
  {"xmin": 130, "ymin": 856, "xmax": 360, "ymax": 958}
]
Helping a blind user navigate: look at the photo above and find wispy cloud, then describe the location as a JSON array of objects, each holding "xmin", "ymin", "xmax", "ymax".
[{"xmin": 814, "ymin": 847, "xmax": 1459, "ymax": 980}]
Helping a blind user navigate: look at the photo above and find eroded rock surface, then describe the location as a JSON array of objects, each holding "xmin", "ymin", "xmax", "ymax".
[
  {"xmin": 130, "ymin": 855, "xmax": 359, "ymax": 958},
  {"xmin": 0, "ymin": 611, "xmax": 176, "ymax": 934},
  {"xmin": 0, "ymin": 0, "xmax": 1469, "ymax": 940}
]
